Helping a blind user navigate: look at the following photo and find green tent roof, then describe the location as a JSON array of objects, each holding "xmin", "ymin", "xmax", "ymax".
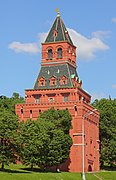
[
  {"xmin": 45, "ymin": 14, "xmax": 73, "ymax": 45},
  {"xmin": 34, "ymin": 64, "xmax": 78, "ymax": 89}
]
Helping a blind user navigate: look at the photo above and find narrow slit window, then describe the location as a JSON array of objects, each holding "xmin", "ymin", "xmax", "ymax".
[
  {"xmin": 64, "ymin": 96, "xmax": 68, "ymax": 102},
  {"xmin": 21, "ymin": 108, "xmax": 23, "ymax": 114},
  {"xmin": 30, "ymin": 110, "xmax": 32, "ymax": 114},
  {"xmin": 41, "ymin": 82, "xmax": 44, "ymax": 86},
  {"xmin": 52, "ymin": 81, "xmax": 55, "ymax": 85}
]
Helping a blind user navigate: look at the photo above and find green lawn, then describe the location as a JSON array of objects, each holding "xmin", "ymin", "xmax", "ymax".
[{"xmin": 0, "ymin": 164, "xmax": 116, "ymax": 180}]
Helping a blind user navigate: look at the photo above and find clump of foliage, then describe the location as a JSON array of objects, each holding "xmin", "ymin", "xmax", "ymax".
[
  {"xmin": 0, "ymin": 93, "xmax": 24, "ymax": 170},
  {"xmin": 1, "ymin": 92, "xmax": 116, "ymax": 171},
  {"xmin": 18, "ymin": 108, "xmax": 72, "ymax": 170},
  {"xmin": 0, "ymin": 93, "xmax": 72, "ymax": 171},
  {"xmin": 0, "ymin": 92, "xmax": 24, "ymax": 114},
  {"xmin": 92, "ymin": 98, "xmax": 116, "ymax": 167},
  {"xmin": 0, "ymin": 110, "xmax": 18, "ymax": 170}
]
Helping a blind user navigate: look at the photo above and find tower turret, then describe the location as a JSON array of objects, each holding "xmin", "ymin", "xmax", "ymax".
[
  {"xmin": 34, "ymin": 13, "xmax": 80, "ymax": 90},
  {"xmin": 41, "ymin": 12, "xmax": 76, "ymax": 66}
]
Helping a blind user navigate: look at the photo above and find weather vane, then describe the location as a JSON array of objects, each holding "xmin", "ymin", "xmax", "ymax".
[{"xmin": 55, "ymin": 8, "xmax": 60, "ymax": 17}]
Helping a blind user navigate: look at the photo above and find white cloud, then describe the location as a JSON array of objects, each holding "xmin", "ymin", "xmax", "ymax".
[
  {"xmin": 112, "ymin": 84, "xmax": 116, "ymax": 89},
  {"xmin": 38, "ymin": 32, "xmax": 48, "ymax": 43},
  {"xmin": 8, "ymin": 32, "xmax": 48, "ymax": 54},
  {"xmin": 91, "ymin": 92, "xmax": 106, "ymax": 101},
  {"xmin": 9, "ymin": 28, "xmax": 109, "ymax": 60},
  {"xmin": 91, "ymin": 30, "xmax": 111, "ymax": 40},
  {"xmin": 112, "ymin": 18, "xmax": 116, "ymax": 23},
  {"xmin": 8, "ymin": 41, "xmax": 40, "ymax": 54},
  {"xmin": 68, "ymin": 28, "xmax": 109, "ymax": 60}
]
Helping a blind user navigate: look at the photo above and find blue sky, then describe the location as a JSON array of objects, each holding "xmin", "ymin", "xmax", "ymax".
[{"xmin": 0, "ymin": 0, "xmax": 116, "ymax": 101}]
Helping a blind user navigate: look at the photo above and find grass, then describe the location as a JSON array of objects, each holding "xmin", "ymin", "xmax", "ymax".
[{"xmin": 0, "ymin": 164, "xmax": 116, "ymax": 180}]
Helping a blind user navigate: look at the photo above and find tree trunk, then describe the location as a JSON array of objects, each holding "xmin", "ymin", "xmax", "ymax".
[
  {"xmin": 1, "ymin": 138, "xmax": 4, "ymax": 170},
  {"xmin": 110, "ymin": 163, "xmax": 113, "ymax": 168},
  {"xmin": 1, "ymin": 162, "xmax": 4, "ymax": 170},
  {"xmin": 31, "ymin": 164, "xmax": 33, "ymax": 171}
]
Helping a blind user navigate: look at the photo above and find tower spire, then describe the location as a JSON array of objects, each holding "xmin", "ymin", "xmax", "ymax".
[
  {"xmin": 55, "ymin": 8, "xmax": 60, "ymax": 17},
  {"xmin": 44, "ymin": 11, "xmax": 73, "ymax": 45}
]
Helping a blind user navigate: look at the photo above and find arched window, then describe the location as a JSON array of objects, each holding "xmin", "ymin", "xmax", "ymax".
[
  {"xmin": 57, "ymin": 48, "xmax": 62, "ymax": 59},
  {"xmin": 48, "ymin": 49, "xmax": 52, "ymax": 59}
]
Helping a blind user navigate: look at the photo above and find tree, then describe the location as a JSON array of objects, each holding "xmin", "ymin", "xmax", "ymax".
[
  {"xmin": 37, "ymin": 108, "xmax": 72, "ymax": 169},
  {"xmin": 0, "ymin": 92, "xmax": 24, "ymax": 170},
  {"xmin": 91, "ymin": 98, "xmax": 116, "ymax": 167},
  {"xmin": 18, "ymin": 108, "xmax": 72, "ymax": 170},
  {"xmin": 17, "ymin": 119, "xmax": 50, "ymax": 170},
  {"xmin": 0, "ymin": 110, "xmax": 18, "ymax": 170},
  {"xmin": 0, "ymin": 92, "xmax": 24, "ymax": 114},
  {"xmin": 10, "ymin": 92, "xmax": 24, "ymax": 114},
  {"xmin": 46, "ymin": 129, "xmax": 72, "ymax": 169},
  {"xmin": 38, "ymin": 107, "xmax": 72, "ymax": 134}
]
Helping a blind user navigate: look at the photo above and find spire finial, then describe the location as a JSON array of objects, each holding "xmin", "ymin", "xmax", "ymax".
[{"xmin": 55, "ymin": 8, "xmax": 60, "ymax": 17}]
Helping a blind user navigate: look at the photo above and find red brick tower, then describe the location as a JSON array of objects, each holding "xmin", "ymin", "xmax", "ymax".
[{"xmin": 16, "ymin": 12, "xmax": 100, "ymax": 172}]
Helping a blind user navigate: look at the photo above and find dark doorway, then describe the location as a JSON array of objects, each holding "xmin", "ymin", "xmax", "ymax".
[{"xmin": 88, "ymin": 165, "xmax": 92, "ymax": 172}]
